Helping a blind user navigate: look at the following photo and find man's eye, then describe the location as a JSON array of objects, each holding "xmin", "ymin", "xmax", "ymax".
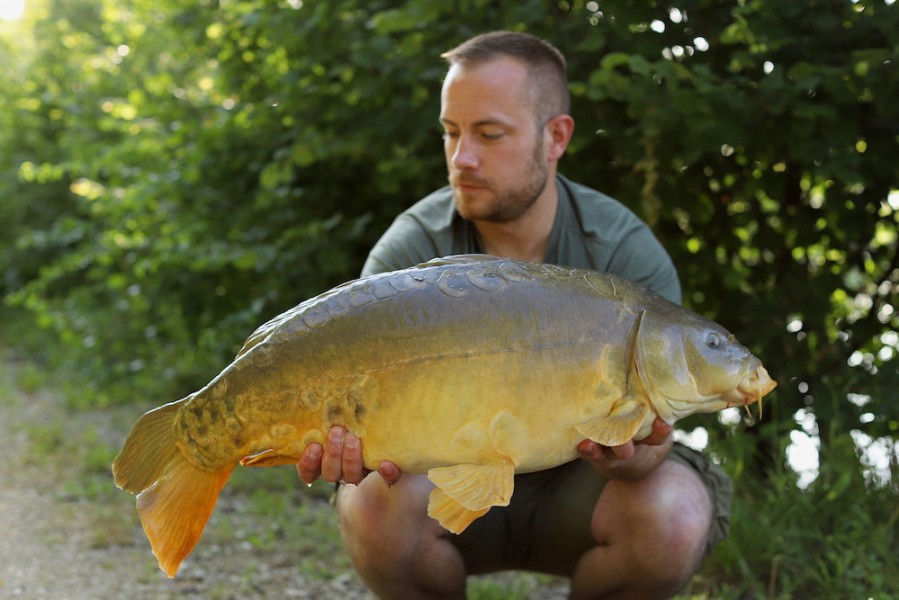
[
  {"xmin": 481, "ymin": 131, "xmax": 504, "ymax": 140},
  {"xmin": 442, "ymin": 131, "xmax": 459, "ymax": 140}
]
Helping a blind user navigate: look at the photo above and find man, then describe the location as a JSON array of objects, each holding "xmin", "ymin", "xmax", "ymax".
[{"xmin": 297, "ymin": 31, "xmax": 731, "ymax": 599}]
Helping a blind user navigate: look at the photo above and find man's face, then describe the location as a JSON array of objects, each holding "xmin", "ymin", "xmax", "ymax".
[{"xmin": 439, "ymin": 57, "xmax": 550, "ymax": 223}]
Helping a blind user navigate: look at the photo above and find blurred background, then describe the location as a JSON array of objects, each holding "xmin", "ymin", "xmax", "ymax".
[{"xmin": 0, "ymin": 1, "xmax": 896, "ymax": 598}]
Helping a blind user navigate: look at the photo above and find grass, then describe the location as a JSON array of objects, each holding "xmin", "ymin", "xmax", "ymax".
[
  {"xmin": 206, "ymin": 465, "xmax": 355, "ymax": 579},
  {"xmin": 19, "ymin": 420, "xmax": 67, "ymax": 459},
  {"xmin": 679, "ymin": 430, "xmax": 899, "ymax": 600},
  {"xmin": 12, "ymin": 360, "xmax": 45, "ymax": 393}
]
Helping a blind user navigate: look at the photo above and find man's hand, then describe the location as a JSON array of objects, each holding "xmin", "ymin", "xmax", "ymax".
[
  {"xmin": 577, "ymin": 417, "xmax": 673, "ymax": 481},
  {"xmin": 297, "ymin": 425, "xmax": 401, "ymax": 486}
]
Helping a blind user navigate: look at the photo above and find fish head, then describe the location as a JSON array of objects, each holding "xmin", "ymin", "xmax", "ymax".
[{"xmin": 635, "ymin": 310, "xmax": 776, "ymax": 422}]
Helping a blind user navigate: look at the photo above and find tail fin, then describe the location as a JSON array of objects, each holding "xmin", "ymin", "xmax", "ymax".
[{"xmin": 112, "ymin": 400, "xmax": 234, "ymax": 577}]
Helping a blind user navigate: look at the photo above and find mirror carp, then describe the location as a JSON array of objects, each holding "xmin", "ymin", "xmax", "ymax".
[{"xmin": 113, "ymin": 255, "xmax": 776, "ymax": 577}]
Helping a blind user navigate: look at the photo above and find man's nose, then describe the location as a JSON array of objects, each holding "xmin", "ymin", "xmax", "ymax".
[{"xmin": 450, "ymin": 136, "xmax": 479, "ymax": 171}]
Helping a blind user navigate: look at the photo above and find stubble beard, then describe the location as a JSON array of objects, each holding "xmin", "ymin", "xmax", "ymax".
[{"xmin": 450, "ymin": 141, "xmax": 549, "ymax": 224}]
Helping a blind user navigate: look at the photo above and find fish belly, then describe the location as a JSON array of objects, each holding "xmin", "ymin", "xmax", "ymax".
[{"xmin": 349, "ymin": 345, "xmax": 598, "ymax": 474}]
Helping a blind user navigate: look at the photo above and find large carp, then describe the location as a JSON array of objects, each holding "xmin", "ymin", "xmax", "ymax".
[{"xmin": 113, "ymin": 255, "xmax": 776, "ymax": 577}]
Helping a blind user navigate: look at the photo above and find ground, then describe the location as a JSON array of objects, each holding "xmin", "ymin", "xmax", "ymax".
[{"xmin": 0, "ymin": 349, "xmax": 569, "ymax": 600}]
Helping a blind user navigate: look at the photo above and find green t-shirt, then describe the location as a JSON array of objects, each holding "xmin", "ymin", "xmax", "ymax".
[{"xmin": 361, "ymin": 174, "xmax": 681, "ymax": 303}]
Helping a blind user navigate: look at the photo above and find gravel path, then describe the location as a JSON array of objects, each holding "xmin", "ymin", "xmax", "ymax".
[{"xmin": 0, "ymin": 351, "xmax": 569, "ymax": 599}]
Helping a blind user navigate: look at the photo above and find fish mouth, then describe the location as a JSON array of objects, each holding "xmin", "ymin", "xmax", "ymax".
[{"xmin": 734, "ymin": 365, "xmax": 776, "ymax": 418}]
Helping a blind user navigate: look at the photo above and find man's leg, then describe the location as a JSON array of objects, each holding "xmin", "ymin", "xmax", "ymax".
[
  {"xmin": 570, "ymin": 459, "xmax": 713, "ymax": 600},
  {"xmin": 337, "ymin": 473, "xmax": 466, "ymax": 600}
]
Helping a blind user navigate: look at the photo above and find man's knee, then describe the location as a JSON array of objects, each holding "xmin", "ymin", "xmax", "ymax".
[
  {"xmin": 337, "ymin": 475, "xmax": 426, "ymax": 561},
  {"xmin": 649, "ymin": 460, "xmax": 713, "ymax": 567},
  {"xmin": 589, "ymin": 460, "xmax": 714, "ymax": 594},
  {"xmin": 337, "ymin": 475, "xmax": 447, "ymax": 564},
  {"xmin": 650, "ymin": 512, "xmax": 710, "ymax": 594},
  {"xmin": 337, "ymin": 475, "xmax": 467, "ymax": 598},
  {"xmin": 644, "ymin": 462, "xmax": 712, "ymax": 580}
]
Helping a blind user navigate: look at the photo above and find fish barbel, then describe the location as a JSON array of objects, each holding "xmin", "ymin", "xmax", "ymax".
[{"xmin": 112, "ymin": 255, "xmax": 776, "ymax": 577}]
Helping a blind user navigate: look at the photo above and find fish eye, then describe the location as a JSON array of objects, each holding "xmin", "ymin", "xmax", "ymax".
[{"xmin": 706, "ymin": 333, "xmax": 722, "ymax": 349}]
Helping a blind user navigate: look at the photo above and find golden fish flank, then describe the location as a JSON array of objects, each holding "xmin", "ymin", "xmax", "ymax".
[{"xmin": 112, "ymin": 254, "xmax": 777, "ymax": 578}]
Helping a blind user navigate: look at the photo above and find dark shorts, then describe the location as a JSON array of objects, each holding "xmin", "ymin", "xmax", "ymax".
[{"xmin": 447, "ymin": 442, "xmax": 733, "ymax": 576}]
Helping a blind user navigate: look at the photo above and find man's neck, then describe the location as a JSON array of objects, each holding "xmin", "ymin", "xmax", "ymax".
[{"xmin": 475, "ymin": 178, "xmax": 559, "ymax": 263}]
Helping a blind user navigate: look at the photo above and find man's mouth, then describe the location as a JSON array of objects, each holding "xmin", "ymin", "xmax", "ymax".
[{"xmin": 451, "ymin": 175, "xmax": 488, "ymax": 192}]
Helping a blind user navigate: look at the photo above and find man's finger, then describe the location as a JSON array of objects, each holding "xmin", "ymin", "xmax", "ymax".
[
  {"xmin": 341, "ymin": 432, "xmax": 365, "ymax": 485},
  {"xmin": 609, "ymin": 441, "xmax": 636, "ymax": 460},
  {"xmin": 320, "ymin": 426, "xmax": 346, "ymax": 482},
  {"xmin": 378, "ymin": 461, "xmax": 401, "ymax": 486},
  {"xmin": 297, "ymin": 443, "xmax": 323, "ymax": 485},
  {"xmin": 578, "ymin": 438, "xmax": 635, "ymax": 461},
  {"xmin": 577, "ymin": 439, "xmax": 601, "ymax": 460},
  {"xmin": 636, "ymin": 417, "xmax": 673, "ymax": 446}
]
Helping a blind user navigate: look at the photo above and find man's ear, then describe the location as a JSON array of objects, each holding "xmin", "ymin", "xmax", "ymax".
[{"xmin": 545, "ymin": 114, "xmax": 575, "ymax": 161}]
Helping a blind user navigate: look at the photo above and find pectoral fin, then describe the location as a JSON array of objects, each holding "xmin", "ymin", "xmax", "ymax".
[
  {"xmin": 426, "ymin": 461, "xmax": 514, "ymax": 532},
  {"xmin": 576, "ymin": 399, "xmax": 650, "ymax": 447}
]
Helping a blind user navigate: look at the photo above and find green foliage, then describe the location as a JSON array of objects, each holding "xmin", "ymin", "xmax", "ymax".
[
  {"xmin": 0, "ymin": 1, "xmax": 897, "ymax": 596},
  {"xmin": 684, "ymin": 408, "xmax": 899, "ymax": 598}
]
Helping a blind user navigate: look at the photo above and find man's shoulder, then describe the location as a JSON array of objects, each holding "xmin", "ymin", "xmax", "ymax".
[
  {"xmin": 361, "ymin": 187, "xmax": 457, "ymax": 276},
  {"xmin": 400, "ymin": 186, "xmax": 456, "ymax": 231},
  {"xmin": 555, "ymin": 175, "xmax": 682, "ymax": 303},
  {"xmin": 558, "ymin": 175, "xmax": 640, "ymax": 236}
]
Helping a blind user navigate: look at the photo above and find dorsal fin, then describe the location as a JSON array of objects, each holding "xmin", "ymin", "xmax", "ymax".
[{"xmin": 416, "ymin": 254, "xmax": 498, "ymax": 268}]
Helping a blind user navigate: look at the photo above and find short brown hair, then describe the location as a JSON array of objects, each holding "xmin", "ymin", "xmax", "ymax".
[{"xmin": 441, "ymin": 31, "xmax": 570, "ymax": 123}]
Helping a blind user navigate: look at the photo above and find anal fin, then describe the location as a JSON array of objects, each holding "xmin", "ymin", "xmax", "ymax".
[
  {"xmin": 427, "ymin": 461, "xmax": 514, "ymax": 511},
  {"xmin": 425, "ymin": 461, "xmax": 513, "ymax": 533},
  {"xmin": 427, "ymin": 487, "xmax": 490, "ymax": 534}
]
